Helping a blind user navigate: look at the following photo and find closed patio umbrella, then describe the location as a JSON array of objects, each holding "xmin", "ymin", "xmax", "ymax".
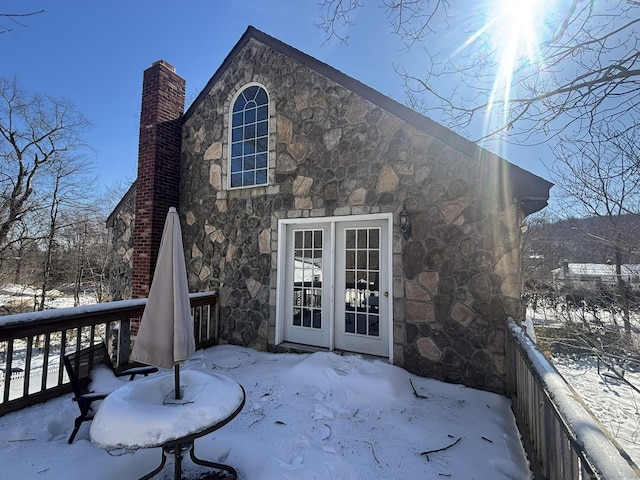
[{"xmin": 131, "ymin": 206, "xmax": 195, "ymax": 399}]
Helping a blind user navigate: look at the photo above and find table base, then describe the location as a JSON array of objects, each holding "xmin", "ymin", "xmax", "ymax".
[{"xmin": 139, "ymin": 441, "xmax": 237, "ymax": 480}]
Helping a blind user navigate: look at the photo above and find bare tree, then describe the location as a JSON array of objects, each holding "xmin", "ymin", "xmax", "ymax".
[
  {"xmin": 56, "ymin": 205, "xmax": 113, "ymax": 306},
  {"xmin": 0, "ymin": 10, "xmax": 45, "ymax": 36},
  {"xmin": 0, "ymin": 77, "xmax": 90, "ymax": 260},
  {"xmin": 317, "ymin": 1, "xmax": 640, "ymax": 144},
  {"xmin": 36, "ymin": 156, "xmax": 95, "ymax": 310},
  {"xmin": 550, "ymin": 128, "xmax": 640, "ymax": 334}
]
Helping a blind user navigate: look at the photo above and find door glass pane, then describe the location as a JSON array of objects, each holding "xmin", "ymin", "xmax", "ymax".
[
  {"xmin": 357, "ymin": 229, "xmax": 367, "ymax": 248},
  {"xmin": 346, "ymin": 229, "xmax": 356, "ymax": 249},
  {"xmin": 346, "ymin": 250, "xmax": 355, "ymax": 269},
  {"xmin": 357, "ymin": 251, "xmax": 367, "ymax": 269},
  {"xmin": 343, "ymin": 227, "xmax": 381, "ymax": 337},
  {"xmin": 292, "ymin": 229, "xmax": 323, "ymax": 330}
]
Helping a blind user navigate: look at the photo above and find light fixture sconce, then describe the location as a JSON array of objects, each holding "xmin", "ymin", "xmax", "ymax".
[{"xmin": 399, "ymin": 203, "xmax": 411, "ymax": 240}]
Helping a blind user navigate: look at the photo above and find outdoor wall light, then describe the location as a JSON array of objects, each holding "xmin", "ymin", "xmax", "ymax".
[{"xmin": 399, "ymin": 204, "xmax": 411, "ymax": 240}]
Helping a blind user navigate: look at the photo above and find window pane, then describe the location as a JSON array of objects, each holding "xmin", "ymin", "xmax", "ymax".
[
  {"xmin": 370, "ymin": 230, "xmax": 380, "ymax": 248},
  {"xmin": 244, "ymin": 155, "xmax": 256, "ymax": 170},
  {"xmin": 346, "ymin": 250, "xmax": 355, "ymax": 269},
  {"xmin": 346, "ymin": 229, "xmax": 356, "ymax": 248},
  {"xmin": 244, "ymin": 140, "xmax": 255, "ymax": 155},
  {"xmin": 357, "ymin": 314, "xmax": 367, "ymax": 335},
  {"xmin": 243, "ymin": 171, "xmax": 254, "ymax": 185},
  {"xmin": 256, "ymin": 88, "xmax": 268, "ymax": 105},
  {"xmin": 257, "ymin": 136, "xmax": 268, "ymax": 152},
  {"xmin": 304, "ymin": 230, "xmax": 313, "ymax": 248},
  {"xmin": 244, "ymin": 85, "xmax": 258, "ymax": 100},
  {"xmin": 232, "ymin": 127, "xmax": 242, "ymax": 142},
  {"xmin": 233, "ymin": 98, "xmax": 245, "ymax": 113},
  {"xmin": 257, "ymin": 105, "xmax": 268, "ymax": 120},
  {"xmin": 369, "ymin": 251, "xmax": 379, "ymax": 270},
  {"xmin": 357, "ymin": 229, "xmax": 368, "ymax": 248},
  {"xmin": 232, "ymin": 112, "xmax": 243, "ymax": 127},
  {"xmin": 230, "ymin": 173, "xmax": 242, "ymax": 187},
  {"xmin": 368, "ymin": 315, "xmax": 379, "ymax": 336},
  {"xmin": 293, "ymin": 288, "xmax": 302, "ymax": 307},
  {"xmin": 346, "ymin": 270, "xmax": 355, "ymax": 286},
  {"xmin": 357, "ymin": 251, "xmax": 367, "ymax": 269},
  {"xmin": 231, "ymin": 158, "xmax": 242, "ymax": 173},
  {"xmin": 345, "ymin": 313, "xmax": 355, "ymax": 333},
  {"xmin": 257, "ymin": 120, "xmax": 268, "ymax": 136},
  {"xmin": 245, "ymin": 107, "xmax": 256, "ymax": 124},
  {"xmin": 256, "ymin": 153, "xmax": 267, "ymax": 168},
  {"xmin": 244, "ymin": 124, "xmax": 256, "ymax": 140},
  {"xmin": 256, "ymin": 169, "xmax": 267, "ymax": 185}
]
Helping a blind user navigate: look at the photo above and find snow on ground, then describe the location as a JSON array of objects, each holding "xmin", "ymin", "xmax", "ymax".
[
  {"xmin": 553, "ymin": 356, "xmax": 640, "ymax": 466},
  {"xmin": 528, "ymin": 305, "xmax": 640, "ymax": 469},
  {"xmin": 0, "ymin": 284, "xmax": 98, "ymax": 311},
  {"xmin": 0, "ymin": 345, "xmax": 531, "ymax": 480}
]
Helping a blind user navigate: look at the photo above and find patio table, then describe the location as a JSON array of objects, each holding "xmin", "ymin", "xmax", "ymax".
[{"xmin": 90, "ymin": 370, "xmax": 245, "ymax": 480}]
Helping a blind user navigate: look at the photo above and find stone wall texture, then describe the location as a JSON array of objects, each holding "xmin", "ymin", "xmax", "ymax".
[
  {"xmin": 108, "ymin": 188, "xmax": 135, "ymax": 301},
  {"xmin": 178, "ymin": 37, "xmax": 525, "ymax": 393}
]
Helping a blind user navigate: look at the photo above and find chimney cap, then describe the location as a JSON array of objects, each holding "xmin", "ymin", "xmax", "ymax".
[{"xmin": 152, "ymin": 60, "xmax": 176, "ymax": 72}]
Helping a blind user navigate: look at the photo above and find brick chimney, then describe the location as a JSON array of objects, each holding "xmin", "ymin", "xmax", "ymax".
[{"xmin": 132, "ymin": 60, "xmax": 185, "ymax": 298}]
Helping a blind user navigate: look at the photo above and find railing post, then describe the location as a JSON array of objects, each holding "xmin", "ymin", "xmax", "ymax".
[
  {"xmin": 117, "ymin": 318, "xmax": 131, "ymax": 367},
  {"xmin": 214, "ymin": 296, "xmax": 220, "ymax": 343}
]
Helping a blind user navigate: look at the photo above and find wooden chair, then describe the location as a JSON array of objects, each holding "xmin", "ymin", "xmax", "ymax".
[{"xmin": 62, "ymin": 342, "xmax": 158, "ymax": 444}]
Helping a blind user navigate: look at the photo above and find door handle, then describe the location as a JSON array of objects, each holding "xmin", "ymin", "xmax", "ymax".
[{"xmin": 384, "ymin": 292, "xmax": 389, "ymax": 297}]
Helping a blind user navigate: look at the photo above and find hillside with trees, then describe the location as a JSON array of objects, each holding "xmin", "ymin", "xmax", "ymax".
[{"xmin": 524, "ymin": 213, "xmax": 640, "ymax": 279}]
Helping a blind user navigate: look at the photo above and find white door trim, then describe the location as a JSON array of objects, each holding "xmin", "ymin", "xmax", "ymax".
[{"xmin": 275, "ymin": 213, "xmax": 394, "ymax": 363}]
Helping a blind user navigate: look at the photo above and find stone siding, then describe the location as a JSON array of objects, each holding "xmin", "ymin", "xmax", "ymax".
[
  {"xmin": 108, "ymin": 188, "xmax": 135, "ymax": 301},
  {"xmin": 179, "ymin": 37, "xmax": 524, "ymax": 393}
]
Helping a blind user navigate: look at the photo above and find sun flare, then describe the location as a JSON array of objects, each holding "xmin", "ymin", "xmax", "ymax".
[{"xmin": 463, "ymin": 0, "xmax": 552, "ymax": 133}]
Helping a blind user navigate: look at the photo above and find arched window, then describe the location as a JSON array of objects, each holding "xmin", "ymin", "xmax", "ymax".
[{"xmin": 230, "ymin": 85, "xmax": 269, "ymax": 188}]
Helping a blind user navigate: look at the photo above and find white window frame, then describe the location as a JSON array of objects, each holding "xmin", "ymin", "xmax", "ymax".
[{"xmin": 227, "ymin": 82, "xmax": 270, "ymax": 190}]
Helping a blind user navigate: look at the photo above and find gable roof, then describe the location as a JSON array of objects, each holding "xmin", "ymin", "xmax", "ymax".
[{"xmin": 184, "ymin": 26, "xmax": 552, "ymax": 215}]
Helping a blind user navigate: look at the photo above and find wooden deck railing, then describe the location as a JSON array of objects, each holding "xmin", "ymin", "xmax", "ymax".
[
  {"xmin": 3, "ymin": 302, "xmax": 640, "ymax": 478},
  {"xmin": 505, "ymin": 317, "xmax": 639, "ymax": 479},
  {"xmin": 0, "ymin": 291, "xmax": 218, "ymax": 416}
]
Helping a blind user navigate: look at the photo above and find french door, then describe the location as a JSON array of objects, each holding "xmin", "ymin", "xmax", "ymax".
[{"xmin": 279, "ymin": 216, "xmax": 391, "ymax": 358}]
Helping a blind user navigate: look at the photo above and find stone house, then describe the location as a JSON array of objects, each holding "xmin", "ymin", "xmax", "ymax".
[{"xmin": 107, "ymin": 26, "xmax": 552, "ymax": 394}]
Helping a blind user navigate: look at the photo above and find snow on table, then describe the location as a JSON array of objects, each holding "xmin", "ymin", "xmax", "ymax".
[{"xmin": 90, "ymin": 370, "xmax": 244, "ymax": 449}]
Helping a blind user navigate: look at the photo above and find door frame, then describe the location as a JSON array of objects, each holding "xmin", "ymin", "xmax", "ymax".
[{"xmin": 275, "ymin": 213, "xmax": 394, "ymax": 363}]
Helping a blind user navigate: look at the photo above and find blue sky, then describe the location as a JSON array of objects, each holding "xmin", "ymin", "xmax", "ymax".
[{"xmin": 3, "ymin": 0, "xmax": 550, "ymax": 197}]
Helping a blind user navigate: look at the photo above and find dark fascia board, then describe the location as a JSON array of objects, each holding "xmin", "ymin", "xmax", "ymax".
[
  {"xmin": 184, "ymin": 26, "xmax": 553, "ymax": 214},
  {"xmin": 106, "ymin": 181, "xmax": 136, "ymax": 228}
]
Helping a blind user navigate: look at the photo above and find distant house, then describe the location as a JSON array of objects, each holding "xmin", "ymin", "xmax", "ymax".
[
  {"xmin": 107, "ymin": 27, "xmax": 551, "ymax": 393},
  {"xmin": 552, "ymin": 260, "xmax": 640, "ymax": 289}
]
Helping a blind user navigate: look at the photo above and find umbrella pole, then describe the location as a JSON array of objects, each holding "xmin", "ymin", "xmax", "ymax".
[{"xmin": 175, "ymin": 364, "xmax": 181, "ymax": 400}]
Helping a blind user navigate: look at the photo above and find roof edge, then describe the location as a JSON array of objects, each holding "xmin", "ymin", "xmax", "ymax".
[{"xmin": 106, "ymin": 181, "xmax": 136, "ymax": 228}]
